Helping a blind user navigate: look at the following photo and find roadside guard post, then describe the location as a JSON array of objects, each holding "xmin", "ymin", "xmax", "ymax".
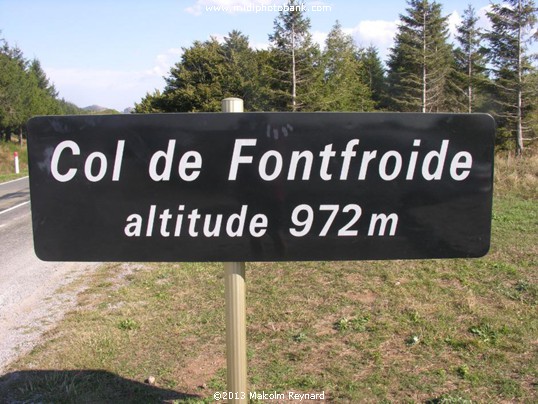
[
  {"xmin": 14, "ymin": 151, "xmax": 19, "ymax": 174},
  {"xmin": 27, "ymin": 108, "xmax": 495, "ymax": 401}
]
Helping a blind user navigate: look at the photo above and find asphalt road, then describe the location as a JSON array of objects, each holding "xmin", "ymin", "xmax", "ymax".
[
  {"xmin": 0, "ymin": 176, "xmax": 30, "ymax": 213},
  {"xmin": 0, "ymin": 177, "xmax": 99, "ymax": 373}
]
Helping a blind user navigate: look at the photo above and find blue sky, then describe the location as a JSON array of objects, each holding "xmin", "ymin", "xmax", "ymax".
[{"xmin": 0, "ymin": 0, "xmax": 525, "ymax": 111}]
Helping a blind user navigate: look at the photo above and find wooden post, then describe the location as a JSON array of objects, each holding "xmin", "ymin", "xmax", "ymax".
[{"xmin": 222, "ymin": 98, "xmax": 247, "ymax": 402}]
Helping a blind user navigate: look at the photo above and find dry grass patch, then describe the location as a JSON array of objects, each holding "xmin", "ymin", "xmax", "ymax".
[{"xmin": 495, "ymin": 148, "xmax": 538, "ymax": 199}]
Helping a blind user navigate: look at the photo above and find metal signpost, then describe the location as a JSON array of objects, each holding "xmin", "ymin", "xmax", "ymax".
[{"xmin": 27, "ymin": 107, "xmax": 495, "ymax": 402}]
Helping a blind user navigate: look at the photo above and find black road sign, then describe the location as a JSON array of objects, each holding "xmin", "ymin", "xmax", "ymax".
[{"xmin": 27, "ymin": 113, "xmax": 494, "ymax": 261}]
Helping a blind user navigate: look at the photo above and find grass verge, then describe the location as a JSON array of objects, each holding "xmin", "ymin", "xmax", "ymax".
[{"xmin": 0, "ymin": 153, "xmax": 536, "ymax": 403}]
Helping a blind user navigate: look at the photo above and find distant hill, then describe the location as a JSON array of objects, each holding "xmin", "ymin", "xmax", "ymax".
[
  {"xmin": 82, "ymin": 105, "xmax": 120, "ymax": 115},
  {"xmin": 83, "ymin": 105, "xmax": 107, "ymax": 112}
]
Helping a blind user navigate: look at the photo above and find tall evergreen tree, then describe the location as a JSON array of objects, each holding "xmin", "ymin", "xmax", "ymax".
[
  {"xmin": 220, "ymin": 30, "xmax": 271, "ymax": 110},
  {"xmin": 486, "ymin": 0, "xmax": 537, "ymax": 155},
  {"xmin": 220, "ymin": 30, "xmax": 253, "ymax": 102},
  {"xmin": 0, "ymin": 38, "xmax": 26, "ymax": 70},
  {"xmin": 135, "ymin": 32, "xmax": 271, "ymax": 113},
  {"xmin": 162, "ymin": 38, "xmax": 226, "ymax": 112},
  {"xmin": 318, "ymin": 21, "xmax": 374, "ymax": 111},
  {"xmin": 453, "ymin": 5, "xmax": 489, "ymax": 113},
  {"xmin": 252, "ymin": 48, "xmax": 278, "ymax": 111},
  {"xmin": 0, "ymin": 52, "xmax": 23, "ymax": 140},
  {"xmin": 0, "ymin": 35, "xmax": 97, "ymax": 141},
  {"xmin": 268, "ymin": 0, "xmax": 321, "ymax": 111},
  {"xmin": 358, "ymin": 46, "xmax": 388, "ymax": 109},
  {"xmin": 134, "ymin": 90, "xmax": 164, "ymax": 113},
  {"xmin": 386, "ymin": 0, "xmax": 454, "ymax": 112},
  {"xmin": 29, "ymin": 58, "xmax": 58, "ymax": 98}
]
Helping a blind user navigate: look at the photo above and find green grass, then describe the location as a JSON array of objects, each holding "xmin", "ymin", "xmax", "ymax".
[
  {"xmin": 0, "ymin": 153, "xmax": 536, "ymax": 403},
  {"xmin": 0, "ymin": 139, "xmax": 28, "ymax": 182}
]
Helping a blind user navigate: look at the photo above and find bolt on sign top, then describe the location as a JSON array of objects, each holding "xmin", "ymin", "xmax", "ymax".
[{"xmin": 27, "ymin": 112, "xmax": 495, "ymax": 262}]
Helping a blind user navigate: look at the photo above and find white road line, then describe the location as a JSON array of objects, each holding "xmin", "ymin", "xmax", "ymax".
[
  {"xmin": 0, "ymin": 201, "xmax": 30, "ymax": 216},
  {"xmin": 0, "ymin": 176, "xmax": 29, "ymax": 187}
]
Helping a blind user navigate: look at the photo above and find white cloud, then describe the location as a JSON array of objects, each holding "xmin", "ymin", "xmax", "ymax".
[
  {"xmin": 204, "ymin": 32, "xmax": 269, "ymax": 49},
  {"xmin": 185, "ymin": 0, "xmax": 285, "ymax": 16},
  {"xmin": 446, "ymin": 6, "xmax": 493, "ymax": 45},
  {"xmin": 45, "ymin": 48, "xmax": 184, "ymax": 110},
  {"xmin": 477, "ymin": 5, "xmax": 493, "ymax": 31},
  {"xmin": 312, "ymin": 30, "xmax": 328, "ymax": 49},
  {"xmin": 447, "ymin": 11, "xmax": 462, "ymax": 39},
  {"xmin": 46, "ymin": 68, "xmax": 143, "ymax": 91},
  {"xmin": 146, "ymin": 48, "xmax": 183, "ymax": 76},
  {"xmin": 342, "ymin": 20, "xmax": 398, "ymax": 61},
  {"xmin": 250, "ymin": 41, "xmax": 270, "ymax": 50},
  {"xmin": 304, "ymin": 20, "xmax": 398, "ymax": 62},
  {"xmin": 348, "ymin": 20, "xmax": 399, "ymax": 49}
]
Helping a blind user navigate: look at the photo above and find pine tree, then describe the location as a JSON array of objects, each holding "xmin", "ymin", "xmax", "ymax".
[
  {"xmin": 166, "ymin": 38, "xmax": 226, "ymax": 112},
  {"xmin": 29, "ymin": 59, "xmax": 58, "ymax": 98},
  {"xmin": 252, "ymin": 49, "xmax": 278, "ymax": 111},
  {"xmin": 57, "ymin": 99, "xmax": 84, "ymax": 115},
  {"xmin": 136, "ymin": 32, "xmax": 273, "ymax": 113},
  {"xmin": 134, "ymin": 90, "xmax": 165, "ymax": 113},
  {"xmin": 220, "ymin": 30, "xmax": 271, "ymax": 111},
  {"xmin": 358, "ymin": 46, "xmax": 388, "ymax": 109},
  {"xmin": 268, "ymin": 0, "xmax": 321, "ymax": 111},
  {"xmin": 318, "ymin": 21, "xmax": 374, "ymax": 111},
  {"xmin": 386, "ymin": 0, "xmax": 454, "ymax": 112},
  {"xmin": 486, "ymin": 0, "xmax": 537, "ymax": 155},
  {"xmin": 220, "ymin": 30, "xmax": 252, "ymax": 101},
  {"xmin": 0, "ymin": 35, "xmax": 75, "ymax": 141},
  {"xmin": 453, "ymin": 5, "xmax": 489, "ymax": 113},
  {"xmin": 0, "ymin": 52, "xmax": 22, "ymax": 140}
]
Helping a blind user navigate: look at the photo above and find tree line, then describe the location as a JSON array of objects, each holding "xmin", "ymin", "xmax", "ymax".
[
  {"xmin": 136, "ymin": 0, "xmax": 537, "ymax": 155},
  {"xmin": 0, "ymin": 0, "xmax": 536, "ymax": 155},
  {"xmin": 0, "ymin": 36, "xmax": 85, "ymax": 143}
]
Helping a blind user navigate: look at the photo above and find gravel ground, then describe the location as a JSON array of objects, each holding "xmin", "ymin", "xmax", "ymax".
[{"xmin": 0, "ymin": 203, "xmax": 100, "ymax": 374}]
